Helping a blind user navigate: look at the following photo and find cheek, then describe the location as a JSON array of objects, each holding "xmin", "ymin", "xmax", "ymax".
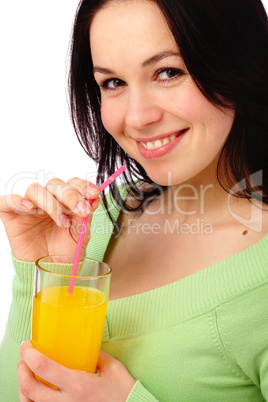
[
  {"xmin": 101, "ymin": 104, "xmax": 114, "ymax": 134},
  {"xmin": 171, "ymin": 86, "xmax": 234, "ymax": 139},
  {"xmin": 100, "ymin": 102, "xmax": 123, "ymax": 137},
  {"xmin": 204, "ymin": 104, "xmax": 235, "ymax": 145},
  {"xmin": 171, "ymin": 86, "xmax": 210, "ymax": 122}
]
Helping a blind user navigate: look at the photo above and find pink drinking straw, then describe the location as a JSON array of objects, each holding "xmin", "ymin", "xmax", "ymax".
[{"xmin": 68, "ymin": 166, "xmax": 126, "ymax": 294}]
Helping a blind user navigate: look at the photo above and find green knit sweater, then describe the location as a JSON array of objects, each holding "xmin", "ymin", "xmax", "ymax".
[{"xmin": 0, "ymin": 197, "xmax": 268, "ymax": 401}]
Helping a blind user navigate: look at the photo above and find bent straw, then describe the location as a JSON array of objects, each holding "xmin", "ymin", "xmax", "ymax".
[{"xmin": 68, "ymin": 166, "xmax": 126, "ymax": 294}]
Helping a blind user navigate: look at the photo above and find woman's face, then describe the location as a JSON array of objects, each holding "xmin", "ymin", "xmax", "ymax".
[{"xmin": 90, "ymin": 0, "xmax": 234, "ymax": 186}]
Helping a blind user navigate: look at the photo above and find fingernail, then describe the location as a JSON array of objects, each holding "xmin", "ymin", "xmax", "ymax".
[
  {"xmin": 59, "ymin": 213, "xmax": 71, "ymax": 228},
  {"xmin": 77, "ymin": 201, "xmax": 91, "ymax": 215},
  {"xmin": 22, "ymin": 200, "xmax": 34, "ymax": 209},
  {"xmin": 86, "ymin": 186, "xmax": 100, "ymax": 197},
  {"xmin": 20, "ymin": 341, "xmax": 26, "ymax": 348}
]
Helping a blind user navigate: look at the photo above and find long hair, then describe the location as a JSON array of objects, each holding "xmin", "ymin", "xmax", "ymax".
[{"xmin": 68, "ymin": 0, "xmax": 268, "ymax": 222}]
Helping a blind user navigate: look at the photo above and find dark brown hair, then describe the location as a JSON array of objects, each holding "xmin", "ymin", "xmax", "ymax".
[{"xmin": 68, "ymin": 0, "xmax": 268, "ymax": 221}]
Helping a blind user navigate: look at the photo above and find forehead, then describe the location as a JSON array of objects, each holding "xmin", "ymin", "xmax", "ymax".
[{"xmin": 89, "ymin": 0, "xmax": 178, "ymax": 64}]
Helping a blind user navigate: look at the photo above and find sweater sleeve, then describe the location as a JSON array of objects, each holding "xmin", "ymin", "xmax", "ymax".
[
  {"xmin": 216, "ymin": 282, "xmax": 268, "ymax": 401},
  {"xmin": 0, "ymin": 255, "xmax": 35, "ymax": 402},
  {"xmin": 0, "ymin": 256, "xmax": 160, "ymax": 402},
  {"xmin": 126, "ymin": 381, "xmax": 159, "ymax": 401}
]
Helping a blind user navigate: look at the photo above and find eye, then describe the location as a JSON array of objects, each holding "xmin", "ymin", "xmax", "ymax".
[
  {"xmin": 156, "ymin": 68, "xmax": 184, "ymax": 82},
  {"xmin": 99, "ymin": 78, "xmax": 125, "ymax": 91}
]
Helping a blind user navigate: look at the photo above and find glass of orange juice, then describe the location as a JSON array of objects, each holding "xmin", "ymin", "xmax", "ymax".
[{"xmin": 31, "ymin": 255, "xmax": 111, "ymax": 386}]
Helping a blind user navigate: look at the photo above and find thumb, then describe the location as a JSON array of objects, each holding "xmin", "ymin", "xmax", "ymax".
[{"xmin": 97, "ymin": 350, "xmax": 117, "ymax": 370}]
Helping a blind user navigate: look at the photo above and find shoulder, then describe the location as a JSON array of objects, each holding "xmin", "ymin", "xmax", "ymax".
[
  {"xmin": 217, "ymin": 281, "xmax": 268, "ymax": 327},
  {"xmin": 215, "ymin": 281, "xmax": 268, "ymax": 379},
  {"xmin": 262, "ymin": 203, "xmax": 268, "ymax": 233},
  {"xmin": 227, "ymin": 197, "xmax": 268, "ymax": 244}
]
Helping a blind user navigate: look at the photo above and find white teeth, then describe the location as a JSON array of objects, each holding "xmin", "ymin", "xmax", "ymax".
[
  {"xmin": 139, "ymin": 133, "xmax": 178, "ymax": 150},
  {"xmin": 147, "ymin": 142, "xmax": 155, "ymax": 150},
  {"xmin": 163, "ymin": 138, "xmax": 169, "ymax": 146},
  {"xmin": 154, "ymin": 140, "xmax": 163, "ymax": 149}
]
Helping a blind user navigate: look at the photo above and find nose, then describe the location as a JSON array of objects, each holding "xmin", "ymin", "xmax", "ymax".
[{"xmin": 124, "ymin": 88, "xmax": 163, "ymax": 129}]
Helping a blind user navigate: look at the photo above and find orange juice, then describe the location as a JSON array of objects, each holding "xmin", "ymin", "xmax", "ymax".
[{"xmin": 32, "ymin": 285, "xmax": 108, "ymax": 374}]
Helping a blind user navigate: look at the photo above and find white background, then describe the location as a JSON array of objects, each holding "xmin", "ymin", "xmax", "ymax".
[
  {"xmin": 1, "ymin": 0, "xmax": 268, "ymax": 341},
  {"xmin": 0, "ymin": 0, "xmax": 97, "ymax": 341}
]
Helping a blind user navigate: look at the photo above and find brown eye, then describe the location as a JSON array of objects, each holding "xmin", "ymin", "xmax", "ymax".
[
  {"xmin": 157, "ymin": 68, "xmax": 184, "ymax": 81},
  {"xmin": 108, "ymin": 79, "xmax": 124, "ymax": 88},
  {"xmin": 100, "ymin": 78, "xmax": 125, "ymax": 90}
]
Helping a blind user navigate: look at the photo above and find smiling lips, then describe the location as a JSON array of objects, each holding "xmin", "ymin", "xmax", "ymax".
[{"xmin": 136, "ymin": 128, "xmax": 189, "ymax": 158}]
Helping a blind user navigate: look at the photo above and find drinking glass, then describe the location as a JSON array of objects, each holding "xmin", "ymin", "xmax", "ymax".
[{"xmin": 31, "ymin": 255, "xmax": 111, "ymax": 386}]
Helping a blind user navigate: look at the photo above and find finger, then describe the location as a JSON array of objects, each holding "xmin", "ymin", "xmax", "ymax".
[
  {"xmin": 20, "ymin": 341, "xmax": 76, "ymax": 392},
  {"xmin": 96, "ymin": 350, "xmax": 120, "ymax": 375},
  {"xmin": 45, "ymin": 178, "xmax": 94, "ymax": 217},
  {"xmin": 67, "ymin": 177, "xmax": 100, "ymax": 203},
  {"xmin": 96, "ymin": 351, "xmax": 136, "ymax": 398},
  {"xmin": 97, "ymin": 350, "xmax": 115, "ymax": 368},
  {"xmin": 19, "ymin": 389, "xmax": 32, "ymax": 402},
  {"xmin": 18, "ymin": 358, "xmax": 58, "ymax": 402},
  {"xmin": 24, "ymin": 183, "xmax": 70, "ymax": 228},
  {"xmin": 90, "ymin": 196, "xmax": 101, "ymax": 211},
  {"xmin": 0, "ymin": 194, "xmax": 35, "ymax": 216}
]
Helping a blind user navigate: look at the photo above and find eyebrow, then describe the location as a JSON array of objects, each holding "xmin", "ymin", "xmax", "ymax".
[
  {"xmin": 142, "ymin": 50, "xmax": 181, "ymax": 67},
  {"xmin": 93, "ymin": 50, "xmax": 181, "ymax": 75}
]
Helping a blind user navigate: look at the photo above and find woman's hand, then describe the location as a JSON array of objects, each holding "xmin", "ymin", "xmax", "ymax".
[
  {"xmin": 18, "ymin": 341, "xmax": 136, "ymax": 402},
  {"xmin": 0, "ymin": 178, "xmax": 100, "ymax": 262}
]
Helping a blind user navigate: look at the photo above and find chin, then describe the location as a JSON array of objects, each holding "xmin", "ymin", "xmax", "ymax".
[{"xmin": 143, "ymin": 169, "xmax": 183, "ymax": 187}]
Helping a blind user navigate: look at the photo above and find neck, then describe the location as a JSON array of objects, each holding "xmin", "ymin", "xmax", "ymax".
[{"xmin": 170, "ymin": 178, "xmax": 227, "ymax": 218}]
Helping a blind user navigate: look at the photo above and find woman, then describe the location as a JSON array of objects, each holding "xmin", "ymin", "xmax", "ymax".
[{"xmin": 0, "ymin": 0, "xmax": 268, "ymax": 400}]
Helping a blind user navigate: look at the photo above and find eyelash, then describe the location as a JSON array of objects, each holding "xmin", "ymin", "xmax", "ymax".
[
  {"xmin": 98, "ymin": 67, "xmax": 184, "ymax": 91},
  {"xmin": 154, "ymin": 67, "xmax": 185, "ymax": 82}
]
